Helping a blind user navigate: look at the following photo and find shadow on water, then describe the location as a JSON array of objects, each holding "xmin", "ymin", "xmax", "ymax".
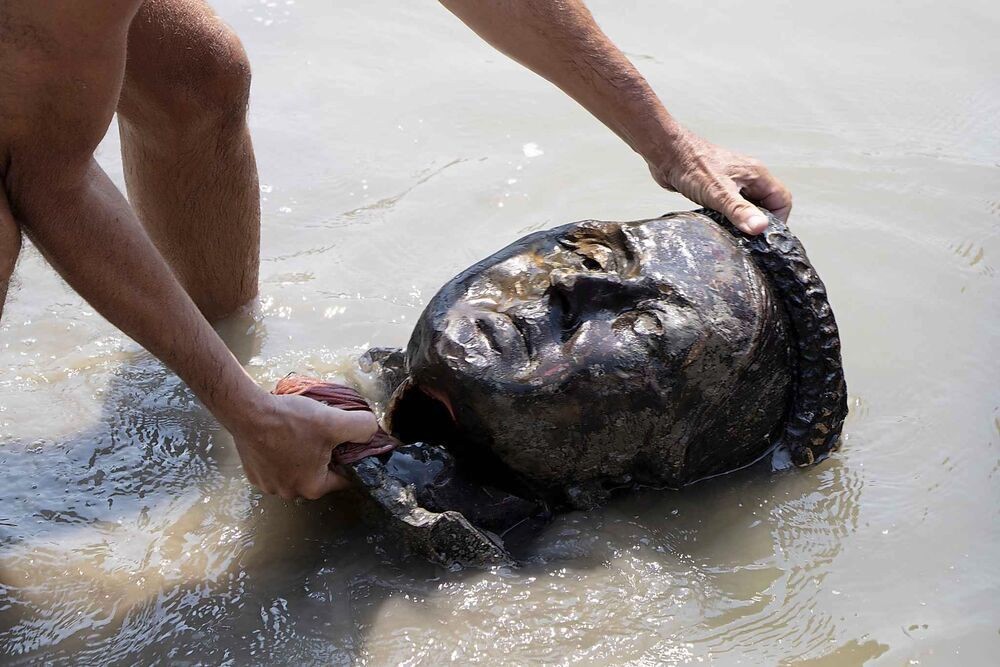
[{"xmin": 1, "ymin": 313, "xmax": 867, "ymax": 664}]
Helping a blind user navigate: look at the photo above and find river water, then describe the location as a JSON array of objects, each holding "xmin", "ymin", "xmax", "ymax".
[{"xmin": 2, "ymin": 0, "xmax": 998, "ymax": 664}]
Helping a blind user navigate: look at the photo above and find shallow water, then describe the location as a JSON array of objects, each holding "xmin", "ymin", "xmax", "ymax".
[{"xmin": 2, "ymin": 0, "xmax": 999, "ymax": 664}]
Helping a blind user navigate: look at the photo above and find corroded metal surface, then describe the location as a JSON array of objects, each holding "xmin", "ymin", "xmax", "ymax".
[
  {"xmin": 347, "ymin": 448, "xmax": 515, "ymax": 569},
  {"xmin": 396, "ymin": 212, "xmax": 797, "ymax": 503},
  {"xmin": 342, "ymin": 210, "xmax": 847, "ymax": 568}
]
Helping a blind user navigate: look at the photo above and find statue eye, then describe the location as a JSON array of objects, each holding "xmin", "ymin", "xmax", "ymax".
[
  {"xmin": 612, "ymin": 307, "xmax": 666, "ymax": 337},
  {"xmin": 578, "ymin": 253, "xmax": 602, "ymax": 271},
  {"xmin": 632, "ymin": 310, "xmax": 664, "ymax": 335},
  {"xmin": 575, "ymin": 242, "xmax": 616, "ymax": 272},
  {"xmin": 557, "ymin": 236, "xmax": 618, "ymax": 272}
]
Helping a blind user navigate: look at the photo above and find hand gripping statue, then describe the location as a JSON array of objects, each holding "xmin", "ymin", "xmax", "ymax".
[{"xmin": 275, "ymin": 209, "xmax": 848, "ymax": 568}]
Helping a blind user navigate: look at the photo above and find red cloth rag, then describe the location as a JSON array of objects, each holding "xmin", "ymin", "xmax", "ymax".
[{"xmin": 273, "ymin": 374, "xmax": 399, "ymax": 465}]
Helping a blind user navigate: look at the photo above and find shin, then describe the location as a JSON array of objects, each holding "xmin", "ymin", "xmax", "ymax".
[{"xmin": 117, "ymin": 0, "xmax": 260, "ymax": 322}]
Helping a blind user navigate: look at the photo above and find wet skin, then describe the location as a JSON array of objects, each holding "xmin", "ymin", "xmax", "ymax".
[{"xmin": 396, "ymin": 212, "xmax": 793, "ymax": 504}]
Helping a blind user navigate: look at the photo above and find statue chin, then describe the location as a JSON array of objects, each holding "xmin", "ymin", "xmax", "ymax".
[{"xmin": 340, "ymin": 209, "xmax": 848, "ymax": 569}]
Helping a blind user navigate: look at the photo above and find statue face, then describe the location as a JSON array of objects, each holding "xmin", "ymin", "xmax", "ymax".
[{"xmin": 397, "ymin": 212, "xmax": 791, "ymax": 494}]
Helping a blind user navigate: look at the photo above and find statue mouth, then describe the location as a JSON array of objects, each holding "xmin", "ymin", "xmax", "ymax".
[{"xmin": 415, "ymin": 382, "xmax": 458, "ymax": 425}]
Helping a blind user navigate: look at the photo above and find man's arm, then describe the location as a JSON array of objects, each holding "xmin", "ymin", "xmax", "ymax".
[
  {"xmin": 0, "ymin": 2, "xmax": 374, "ymax": 500},
  {"xmin": 440, "ymin": 0, "xmax": 792, "ymax": 234}
]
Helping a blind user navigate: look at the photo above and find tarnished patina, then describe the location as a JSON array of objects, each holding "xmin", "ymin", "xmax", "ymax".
[{"xmin": 293, "ymin": 209, "xmax": 847, "ymax": 568}]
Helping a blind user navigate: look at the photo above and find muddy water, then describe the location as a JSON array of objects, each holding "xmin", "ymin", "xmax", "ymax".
[{"xmin": 2, "ymin": 0, "xmax": 998, "ymax": 664}]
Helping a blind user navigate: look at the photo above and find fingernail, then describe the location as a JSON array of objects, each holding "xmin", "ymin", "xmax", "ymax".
[{"xmin": 747, "ymin": 214, "xmax": 769, "ymax": 233}]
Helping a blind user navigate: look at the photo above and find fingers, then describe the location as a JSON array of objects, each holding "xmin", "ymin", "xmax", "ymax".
[
  {"xmin": 715, "ymin": 162, "xmax": 793, "ymax": 234},
  {"xmin": 738, "ymin": 166, "xmax": 793, "ymax": 223},
  {"xmin": 238, "ymin": 395, "xmax": 376, "ymax": 502},
  {"xmin": 716, "ymin": 187, "xmax": 770, "ymax": 235},
  {"xmin": 325, "ymin": 408, "xmax": 378, "ymax": 446}
]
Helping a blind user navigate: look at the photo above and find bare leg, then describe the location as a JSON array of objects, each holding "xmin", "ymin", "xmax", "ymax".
[
  {"xmin": 0, "ymin": 187, "xmax": 20, "ymax": 319},
  {"xmin": 117, "ymin": 0, "xmax": 260, "ymax": 322}
]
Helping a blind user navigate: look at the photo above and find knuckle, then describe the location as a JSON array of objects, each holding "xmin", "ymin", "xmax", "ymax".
[
  {"xmin": 712, "ymin": 177, "xmax": 737, "ymax": 195},
  {"xmin": 697, "ymin": 179, "xmax": 728, "ymax": 203},
  {"xmin": 726, "ymin": 199, "xmax": 756, "ymax": 219}
]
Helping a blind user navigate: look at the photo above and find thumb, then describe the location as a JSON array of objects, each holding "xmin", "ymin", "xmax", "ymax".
[
  {"xmin": 718, "ymin": 189, "xmax": 769, "ymax": 235},
  {"xmin": 325, "ymin": 408, "xmax": 378, "ymax": 446}
]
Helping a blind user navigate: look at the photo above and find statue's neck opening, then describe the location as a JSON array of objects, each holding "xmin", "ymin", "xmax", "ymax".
[{"xmin": 390, "ymin": 383, "xmax": 455, "ymax": 448}]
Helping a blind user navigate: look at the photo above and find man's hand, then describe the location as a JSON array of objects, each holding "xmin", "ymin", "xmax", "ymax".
[
  {"xmin": 441, "ymin": 0, "xmax": 792, "ymax": 235},
  {"xmin": 647, "ymin": 128, "xmax": 793, "ymax": 235},
  {"xmin": 231, "ymin": 393, "xmax": 378, "ymax": 500}
]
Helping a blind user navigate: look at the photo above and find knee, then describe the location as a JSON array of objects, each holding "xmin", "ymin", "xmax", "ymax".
[
  {"xmin": 185, "ymin": 26, "xmax": 253, "ymax": 124},
  {"xmin": 121, "ymin": 22, "xmax": 251, "ymax": 133}
]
